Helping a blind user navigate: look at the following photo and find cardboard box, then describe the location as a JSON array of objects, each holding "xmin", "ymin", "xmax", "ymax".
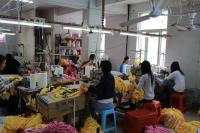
[{"xmin": 36, "ymin": 93, "xmax": 85, "ymax": 120}]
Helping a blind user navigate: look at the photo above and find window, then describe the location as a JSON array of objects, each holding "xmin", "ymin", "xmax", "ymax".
[
  {"xmin": 0, "ymin": 34, "xmax": 5, "ymax": 44},
  {"xmin": 136, "ymin": 11, "xmax": 168, "ymax": 68}
]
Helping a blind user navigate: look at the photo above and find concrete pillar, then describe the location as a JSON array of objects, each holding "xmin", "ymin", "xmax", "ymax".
[
  {"xmin": 17, "ymin": 9, "xmax": 36, "ymax": 61},
  {"xmin": 82, "ymin": 0, "xmax": 102, "ymax": 61}
]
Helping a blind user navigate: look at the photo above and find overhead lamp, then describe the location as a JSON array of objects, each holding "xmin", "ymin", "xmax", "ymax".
[
  {"xmin": 1, "ymin": 32, "xmax": 16, "ymax": 36},
  {"xmin": 63, "ymin": 26, "xmax": 90, "ymax": 32},
  {"xmin": 0, "ymin": 27, "xmax": 11, "ymax": 31},
  {"xmin": 120, "ymin": 32, "xmax": 150, "ymax": 37},
  {"xmin": 63, "ymin": 26, "xmax": 113, "ymax": 34},
  {"xmin": 15, "ymin": 0, "xmax": 34, "ymax": 4},
  {"xmin": 0, "ymin": 18, "xmax": 51, "ymax": 28},
  {"xmin": 92, "ymin": 29, "xmax": 113, "ymax": 34}
]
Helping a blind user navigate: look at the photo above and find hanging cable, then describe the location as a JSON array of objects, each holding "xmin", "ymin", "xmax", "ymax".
[
  {"xmin": 125, "ymin": 4, "xmax": 130, "ymax": 56},
  {"xmin": 102, "ymin": 0, "xmax": 105, "ymax": 28}
]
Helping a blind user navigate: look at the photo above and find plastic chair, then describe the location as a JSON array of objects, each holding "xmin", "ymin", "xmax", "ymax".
[{"xmin": 97, "ymin": 108, "xmax": 117, "ymax": 133}]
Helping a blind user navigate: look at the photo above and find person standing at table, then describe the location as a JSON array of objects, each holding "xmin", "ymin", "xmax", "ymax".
[
  {"xmin": 120, "ymin": 56, "xmax": 130, "ymax": 74},
  {"xmin": 81, "ymin": 54, "xmax": 96, "ymax": 68},
  {"xmin": 2, "ymin": 54, "xmax": 21, "ymax": 74},
  {"xmin": 0, "ymin": 55, "xmax": 19, "ymax": 115}
]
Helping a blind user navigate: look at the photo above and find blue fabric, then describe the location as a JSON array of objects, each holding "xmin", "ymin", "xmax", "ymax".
[{"xmin": 119, "ymin": 64, "xmax": 124, "ymax": 73}]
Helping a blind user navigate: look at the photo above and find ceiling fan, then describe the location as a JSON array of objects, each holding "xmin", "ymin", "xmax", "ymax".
[
  {"xmin": 171, "ymin": 12, "xmax": 200, "ymax": 32},
  {"xmin": 120, "ymin": 0, "xmax": 169, "ymax": 27}
]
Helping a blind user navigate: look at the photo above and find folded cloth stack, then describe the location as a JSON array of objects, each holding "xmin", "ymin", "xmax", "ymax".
[
  {"xmin": 145, "ymin": 125, "xmax": 170, "ymax": 133},
  {"xmin": 24, "ymin": 121, "xmax": 77, "ymax": 133}
]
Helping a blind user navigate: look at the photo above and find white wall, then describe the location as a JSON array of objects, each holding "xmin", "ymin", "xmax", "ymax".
[
  {"xmin": 165, "ymin": 8, "xmax": 200, "ymax": 89},
  {"xmin": 54, "ymin": 10, "xmax": 83, "ymax": 35},
  {"xmin": 105, "ymin": 15, "xmax": 127, "ymax": 70}
]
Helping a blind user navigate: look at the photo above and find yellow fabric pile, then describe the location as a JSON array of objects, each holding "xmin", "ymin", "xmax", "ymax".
[
  {"xmin": 80, "ymin": 117, "xmax": 103, "ymax": 133},
  {"xmin": 160, "ymin": 108, "xmax": 200, "ymax": 133},
  {"xmin": 114, "ymin": 77, "xmax": 129, "ymax": 96},
  {"xmin": 0, "ymin": 114, "xmax": 43, "ymax": 133},
  {"xmin": 160, "ymin": 108, "xmax": 185, "ymax": 130},
  {"xmin": 198, "ymin": 109, "xmax": 200, "ymax": 116},
  {"xmin": 131, "ymin": 88, "xmax": 144, "ymax": 103}
]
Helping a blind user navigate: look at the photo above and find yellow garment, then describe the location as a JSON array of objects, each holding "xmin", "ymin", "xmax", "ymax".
[
  {"xmin": 25, "ymin": 114, "xmax": 43, "ymax": 128},
  {"xmin": 160, "ymin": 108, "xmax": 185, "ymax": 129},
  {"xmin": 160, "ymin": 108, "xmax": 200, "ymax": 133},
  {"xmin": 80, "ymin": 117, "xmax": 103, "ymax": 133},
  {"xmin": 198, "ymin": 109, "xmax": 200, "ymax": 116},
  {"xmin": 0, "ymin": 128, "xmax": 16, "ymax": 133},
  {"xmin": 131, "ymin": 89, "xmax": 144, "ymax": 103},
  {"xmin": 1, "ymin": 114, "xmax": 42, "ymax": 133}
]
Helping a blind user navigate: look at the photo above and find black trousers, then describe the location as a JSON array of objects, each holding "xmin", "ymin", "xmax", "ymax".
[{"xmin": 0, "ymin": 96, "xmax": 19, "ymax": 115}]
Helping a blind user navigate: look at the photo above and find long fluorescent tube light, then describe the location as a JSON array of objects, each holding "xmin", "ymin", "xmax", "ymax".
[
  {"xmin": 63, "ymin": 26, "xmax": 113, "ymax": 34},
  {"xmin": 63, "ymin": 26, "xmax": 90, "ymax": 32},
  {"xmin": 15, "ymin": 0, "xmax": 34, "ymax": 4},
  {"xmin": 0, "ymin": 18, "xmax": 51, "ymax": 28},
  {"xmin": 1, "ymin": 32, "xmax": 16, "ymax": 36},
  {"xmin": 120, "ymin": 32, "xmax": 150, "ymax": 37},
  {"xmin": 0, "ymin": 27, "xmax": 11, "ymax": 31},
  {"xmin": 92, "ymin": 29, "xmax": 113, "ymax": 34}
]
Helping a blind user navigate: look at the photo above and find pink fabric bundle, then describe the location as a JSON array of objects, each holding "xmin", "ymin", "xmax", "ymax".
[
  {"xmin": 145, "ymin": 125, "xmax": 170, "ymax": 133},
  {"xmin": 63, "ymin": 74, "xmax": 76, "ymax": 80},
  {"xmin": 24, "ymin": 121, "xmax": 77, "ymax": 133}
]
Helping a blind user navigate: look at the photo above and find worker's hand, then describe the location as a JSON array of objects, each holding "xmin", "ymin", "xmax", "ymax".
[
  {"xmin": 56, "ymin": 80, "xmax": 64, "ymax": 84},
  {"xmin": 9, "ymin": 77, "xmax": 17, "ymax": 82}
]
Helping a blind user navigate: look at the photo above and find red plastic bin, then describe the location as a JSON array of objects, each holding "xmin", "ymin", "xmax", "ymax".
[
  {"xmin": 121, "ymin": 109, "xmax": 157, "ymax": 133},
  {"xmin": 143, "ymin": 101, "xmax": 161, "ymax": 123}
]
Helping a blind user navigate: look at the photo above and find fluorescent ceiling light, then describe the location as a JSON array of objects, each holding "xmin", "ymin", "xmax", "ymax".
[
  {"xmin": 15, "ymin": 0, "xmax": 34, "ymax": 4},
  {"xmin": 120, "ymin": 32, "xmax": 150, "ymax": 37},
  {"xmin": 92, "ymin": 29, "xmax": 113, "ymax": 34},
  {"xmin": 1, "ymin": 32, "xmax": 16, "ymax": 36},
  {"xmin": 63, "ymin": 26, "xmax": 113, "ymax": 34},
  {"xmin": 63, "ymin": 26, "xmax": 90, "ymax": 32},
  {"xmin": 0, "ymin": 27, "xmax": 11, "ymax": 31},
  {"xmin": 0, "ymin": 18, "xmax": 51, "ymax": 28}
]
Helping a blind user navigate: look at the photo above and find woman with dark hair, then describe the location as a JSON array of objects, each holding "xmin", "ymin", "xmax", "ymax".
[
  {"xmin": 120, "ymin": 56, "xmax": 130, "ymax": 73},
  {"xmin": 161, "ymin": 61, "xmax": 185, "ymax": 107},
  {"xmin": 136, "ymin": 60, "xmax": 155, "ymax": 103},
  {"xmin": 87, "ymin": 60, "xmax": 115, "ymax": 116},
  {"xmin": 81, "ymin": 54, "xmax": 96, "ymax": 68},
  {"xmin": 0, "ymin": 55, "xmax": 19, "ymax": 115},
  {"xmin": 2, "ymin": 54, "xmax": 21, "ymax": 74}
]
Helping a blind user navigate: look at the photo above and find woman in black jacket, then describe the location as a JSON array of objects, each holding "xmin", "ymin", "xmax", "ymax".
[{"xmin": 89, "ymin": 60, "xmax": 115, "ymax": 116}]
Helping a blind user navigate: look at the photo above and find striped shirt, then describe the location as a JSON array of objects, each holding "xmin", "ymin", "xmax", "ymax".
[{"xmin": 0, "ymin": 77, "xmax": 14, "ymax": 91}]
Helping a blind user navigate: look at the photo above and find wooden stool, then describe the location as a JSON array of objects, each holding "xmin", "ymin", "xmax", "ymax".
[{"xmin": 170, "ymin": 93, "xmax": 187, "ymax": 112}]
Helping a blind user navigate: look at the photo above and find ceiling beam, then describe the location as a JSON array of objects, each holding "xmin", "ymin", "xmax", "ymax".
[
  {"xmin": 96, "ymin": 0, "xmax": 126, "ymax": 7},
  {"xmin": 35, "ymin": 0, "xmax": 89, "ymax": 9}
]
